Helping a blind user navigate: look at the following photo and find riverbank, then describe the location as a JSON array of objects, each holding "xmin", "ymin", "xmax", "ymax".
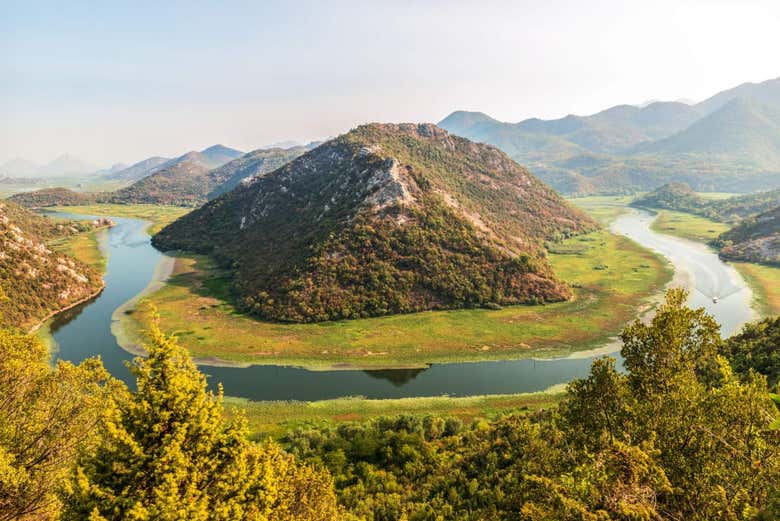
[
  {"xmin": 644, "ymin": 208, "xmax": 780, "ymax": 317},
  {"xmin": 227, "ymin": 390, "xmax": 564, "ymax": 440}
]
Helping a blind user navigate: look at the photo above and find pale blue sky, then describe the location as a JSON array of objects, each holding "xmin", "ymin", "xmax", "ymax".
[{"xmin": 2, "ymin": 0, "xmax": 779, "ymax": 166}]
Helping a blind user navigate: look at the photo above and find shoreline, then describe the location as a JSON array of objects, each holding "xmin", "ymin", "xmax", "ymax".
[{"xmin": 28, "ymin": 280, "xmax": 106, "ymax": 334}]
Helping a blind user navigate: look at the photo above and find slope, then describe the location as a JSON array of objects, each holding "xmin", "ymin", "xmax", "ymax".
[{"xmin": 153, "ymin": 123, "xmax": 597, "ymax": 323}]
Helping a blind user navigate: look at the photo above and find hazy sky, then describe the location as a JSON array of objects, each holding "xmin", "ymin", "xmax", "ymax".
[{"xmin": 2, "ymin": 0, "xmax": 779, "ymax": 166}]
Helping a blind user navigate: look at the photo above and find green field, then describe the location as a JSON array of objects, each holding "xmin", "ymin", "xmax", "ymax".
[
  {"xmin": 568, "ymin": 195, "xmax": 635, "ymax": 224},
  {"xmin": 119, "ymin": 223, "xmax": 671, "ymax": 369},
  {"xmin": 227, "ymin": 391, "xmax": 563, "ymax": 440},
  {"xmin": 48, "ymin": 227, "xmax": 107, "ymax": 272},
  {"xmin": 50, "ymin": 204, "xmax": 191, "ymax": 235},
  {"xmin": 650, "ymin": 209, "xmax": 730, "ymax": 242},
  {"xmin": 732, "ymin": 262, "xmax": 780, "ymax": 317}
]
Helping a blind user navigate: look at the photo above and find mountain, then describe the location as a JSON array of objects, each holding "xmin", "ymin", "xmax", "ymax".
[
  {"xmin": 635, "ymin": 98, "xmax": 780, "ymax": 169},
  {"xmin": 105, "ymin": 157, "xmax": 170, "ymax": 181},
  {"xmin": 104, "ymin": 145, "xmax": 243, "ymax": 183},
  {"xmin": 107, "ymin": 145, "xmax": 306, "ymax": 206},
  {"xmin": 92, "ymin": 163, "xmax": 129, "ymax": 177},
  {"xmin": 153, "ymin": 123, "xmax": 597, "ymax": 323},
  {"xmin": 206, "ymin": 144, "xmax": 315, "ymax": 199},
  {"xmin": 696, "ymin": 76, "xmax": 780, "ymax": 115},
  {"xmin": 1, "ymin": 155, "xmax": 98, "ymax": 178},
  {"xmin": 199, "ymin": 144, "xmax": 245, "ymax": 166},
  {"xmin": 37, "ymin": 155, "xmax": 98, "ymax": 177},
  {"xmin": 0, "ymin": 158, "xmax": 40, "ymax": 177},
  {"xmin": 0, "ymin": 201, "xmax": 104, "ymax": 330},
  {"xmin": 159, "ymin": 145, "xmax": 244, "ymax": 172},
  {"xmin": 440, "ymin": 76, "xmax": 780, "ymax": 195},
  {"xmin": 718, "ymin": 206, "xmax": 780, "ymax": 265}
]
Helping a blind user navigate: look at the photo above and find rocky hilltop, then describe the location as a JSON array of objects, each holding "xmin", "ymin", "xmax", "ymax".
[
  {"xmin": 154, "ymin": 123, "xmax": 597, "ymax": 322},
  {"xmin": 0, "ymin": 201, "xmax": 104, "ymax": 330}
]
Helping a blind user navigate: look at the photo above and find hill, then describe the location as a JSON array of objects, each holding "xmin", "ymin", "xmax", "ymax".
[
  {"xmin": 9, "ymin": 187, "xmax": 96, "ymax": 208},
  {"xmin": 107, "ymin": 161, "xmax": 212, "ymax": 206},
  {"xmin": 0, "ymin": 201, "xmax": 104, "ymax": 330},
  {"xmin": 633, "ymin": 182, "xmax": 780, "ymax": 222},
  {"xmin": 718, "ymin": 206, "xmax": 780, "ymax": 265},
  {"xmin": 153, "ymin": 123, "xmax": 597, "ymax": 323},
  {"xmin": 206, "ymin": 144, "xmax": 315, "ymax": 199},
  {"xmin": 440, "ymin": 76, "xmax": 780, "ymax": 195}
]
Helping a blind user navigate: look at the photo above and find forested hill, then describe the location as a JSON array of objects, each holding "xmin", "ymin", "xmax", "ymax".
[
  {"xmin": 632, "ymin": 182, "xmax": 780, "ymax": 222},
  {"xmin": 153, "ymin": 123, "xmax": 597, "ymax": 323},
  {"xmin": 0, "ymin": 201, "xmax": 104, "ymax": 330}
]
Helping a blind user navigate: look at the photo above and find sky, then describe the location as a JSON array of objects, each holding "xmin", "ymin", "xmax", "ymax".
[{"xmin": 2, "ymin": 0, "xmax": 780, "ymax": 167}]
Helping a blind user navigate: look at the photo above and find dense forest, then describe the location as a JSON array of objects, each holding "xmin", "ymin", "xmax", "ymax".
[{"xmin": 2, "ymin": 290, "xmax": 780, "ymax": 520}]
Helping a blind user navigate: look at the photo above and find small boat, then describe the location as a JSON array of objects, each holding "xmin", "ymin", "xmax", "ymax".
[{"xmin": 713, "ymin": 297, "xmax": 719, "ymax": 304}]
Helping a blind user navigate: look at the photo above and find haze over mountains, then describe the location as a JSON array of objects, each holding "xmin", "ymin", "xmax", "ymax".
[
  {"xmin": 440, "ymin": 76, "xmax": 780, "ymax": 195},
  {"xmin": 104, "ymin": 144, "xmax": 245, "ymax": 182},
  {"xmin": 9, "ymin": 144, "xmax": 315, "ymax": 208},
  {"xmin": 154, "ymin": 123, "xmax": 596, "ymax": 322},
  {"xmin": 0, "ymin": 155, "xmax": 100, "ymax": 178}
]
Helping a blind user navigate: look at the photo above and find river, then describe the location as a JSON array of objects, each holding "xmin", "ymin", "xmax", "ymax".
[{"xmin": 46, "ymin": 207, "xmax": 755, "ymax": 401}]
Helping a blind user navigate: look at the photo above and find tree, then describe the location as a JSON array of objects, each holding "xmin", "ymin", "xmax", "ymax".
[
  {"xmin": 721, "ymin": 316, "xmax": 780, "ymax": 387},
  {"xmin": 621, "ymin": 288, "xmax": 722, "ymax": 395},
  {"xmin": 0, "ymin": 328, "xmax": 112, "ymax": 521},
  {"xmin": 60, "ymin": 316, "xmax": 339, "ymax": 521}
]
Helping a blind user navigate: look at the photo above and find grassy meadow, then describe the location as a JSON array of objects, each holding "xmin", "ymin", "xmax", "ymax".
[
  {"xmin": 48, "ymin": 227, "xmax": 107, "ymax": 272},
  {"xmin": 650, "ymin": 209, "xmax": 730, "ymax": 242},
  {"xmin": 227, "ymin": 391, "xmax": 564, "ymax": 440},
  {"xmin": 120, "ymin": 221, "xmax": 671, "ymax": 369}
]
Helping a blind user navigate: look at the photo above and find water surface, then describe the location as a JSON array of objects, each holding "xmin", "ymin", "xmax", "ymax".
[{"xmin": 46, "ymin": 208, "xmax": 753, "ymax": 400}]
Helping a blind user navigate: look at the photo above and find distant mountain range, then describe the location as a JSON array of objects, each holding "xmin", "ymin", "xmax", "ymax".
[
  {"xmin": 2, "ymin": 145, "xmax": 245, "ymax": 183},
  {"xmin": 153, "ymin": 123, "xmax": 596, "ymax": 323},
  {"xmin": 0, "ymin": 155, "xmax": 100, "ymax": 178},
  {"xmin": 9, "ymin": 144, "xmax": 314, "ymax": 208},
  {"xmin": 440, "ymin": 76, "xmax": 780, "ymax": 195},
  {"xmin": 104, "ymin": 144, "xmax": 245, "ymax": 182}
]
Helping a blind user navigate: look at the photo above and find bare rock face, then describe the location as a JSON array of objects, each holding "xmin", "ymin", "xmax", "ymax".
[{"xmin": 154, "ymin": 123, "xmax": 597, "ymax": 323}]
